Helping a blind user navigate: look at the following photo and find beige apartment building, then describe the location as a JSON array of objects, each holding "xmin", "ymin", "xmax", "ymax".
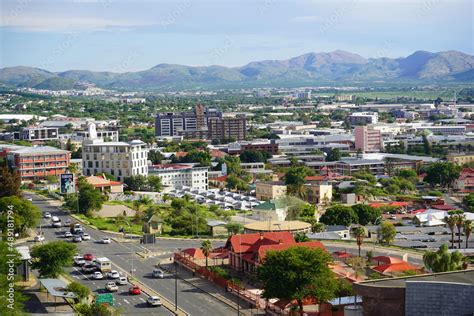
[
  {"xmin": 256, "ymin": 181, "xmax": 287, "ymax": 201},
  {"xmin": 447, "ymin": 153, "xmax": 474, "ymax": 166},
  {"xmin": 354, "ymin": 125, "xmax": 382, "ymax": 152}
]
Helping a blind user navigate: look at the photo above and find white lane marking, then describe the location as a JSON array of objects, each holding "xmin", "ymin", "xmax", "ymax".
[
  {"xmin": 123, "ymin": 299, "xmax": 131, "ymax": 305},
  {"xmin": 139, "ymin": 297, "xmax": 146, "ymax": 302}
]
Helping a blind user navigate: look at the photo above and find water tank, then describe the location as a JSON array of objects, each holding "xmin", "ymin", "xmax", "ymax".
[{"xmin": 344, "ymin": 305, "xmax": 362, "ymax": 316}]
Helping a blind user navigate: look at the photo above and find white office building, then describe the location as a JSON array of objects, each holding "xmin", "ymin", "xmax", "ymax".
[
  {"xmin": 82, "ymin": 124, "xmax": 148, "ymax": 182},
  {"xmin": 148, "ymin": 164, "xmax": 208, "ymax": 191}
]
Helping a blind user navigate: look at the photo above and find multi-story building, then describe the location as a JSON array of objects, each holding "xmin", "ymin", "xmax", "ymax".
[
  {"xmin": 354, "ymin": 125, "xmax": 382, "ymax": 152},
  {"xmin": 19, "ymin": 126, "xmax": 59, "ymax": 141},
  {"xmin": 348, "ymin": 112, "xmax": 379, "ymax": 126},
  {"xmin": 335, "ymin": 94, "xmax": 356, "ymax": 102},
  {"xmin": 227, "ymin": 140, "xmax": 279, "ymax": 155},
  {"xmin": 82, "ymin": 127, "xmax": 148, "ymax": 182},
  {"xmin": 208, "ymin": 116, "xmax": 246, "ymax": 141},
  {"xmin": 256, "ymin": 181, "xmax": 287, "ymax": 201},
  {"xmin": 148, "ymin": 164, "xmax": 208, "ymax": 191},
  {"xmin": 306, "ymin": 184, "xmax": 332, "ymax": 204},
  {"xmin": 447, "ymin": 153, "xmax": 474, "ymax": 166},
  {"xmin": 73, "ymin": 130, "xmax": 119, "ymax": 142},
  {"xmin": 7, "ymin": 146, "xmax": 70, "ymax": 181},
  {"xmin": 155, "ymin": 105, "xmax": 222, "ymax": 137},
  {"xmin": 408, "ymin": 125, "xmax": 466, "ymax": 135}
]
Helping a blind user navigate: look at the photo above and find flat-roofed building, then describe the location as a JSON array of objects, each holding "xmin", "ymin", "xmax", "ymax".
[
  {"xmin": 256, "ymin": 181, "xmax": 287, "ymax": 201},
  {"xmin": 20, "ymin": 126, "xmax": 58, "ymax": 141},
  {"xmin": 148, "ymin": 163, "xmax": 208, "ymax": 191},
  {"xmin": 348, "ymin": 112, "xmax": 378, "ymax": 126},
  {"xmin": 447, "ymin": 153, "xmax": 474, "ymax": 165},
  {"xmin": 354, "ymin": 125, "xmax": 382, "ymax": 152}
]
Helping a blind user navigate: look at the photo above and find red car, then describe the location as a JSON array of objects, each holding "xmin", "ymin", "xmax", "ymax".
[
  {"xmin": 83, "ymin": 254, "xmax": 94, "ymax": 261},
  {"xmin": 129, "ymin": 285, "xmax": 141, "ymax": 295}
]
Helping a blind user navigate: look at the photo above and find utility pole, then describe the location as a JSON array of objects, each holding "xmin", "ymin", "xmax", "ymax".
[{"xmin": 175, "ymin": 262, "xmax": 178, "ymax": 311}]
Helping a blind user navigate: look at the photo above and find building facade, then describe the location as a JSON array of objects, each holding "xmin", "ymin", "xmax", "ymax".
[
  {"xmin": 354, "ymin": 125, "xmax": 382, "ymax": 152},
  {"xmin": 82, "ymin": 139, "xmax": 148, "ymax": 182},
  {"xmin": 256, "ymin": 181, "xmax": 287, "ymax": 201},
  {"xmin": 7, "ymin": 146, "xmax": 70, "ymax": 181},
  {"xmin": 208, "ymin": 116, "xmax": 246, "ymax": 141},
  {"xmin": 149, "ymin": 164, "xmax": 208, "ymax": 191},
  {"xmin": 20, "ymin": 126, "xmax": 59, "ymax": 141},
  {"xmin": 349, "ymin": 112, "xmax": 379, "ymax": 126}
]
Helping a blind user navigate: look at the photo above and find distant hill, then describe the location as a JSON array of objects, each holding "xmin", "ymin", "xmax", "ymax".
[{"xmin": 1, "ymin": 50, "xmax": 473, "ymax": 91}]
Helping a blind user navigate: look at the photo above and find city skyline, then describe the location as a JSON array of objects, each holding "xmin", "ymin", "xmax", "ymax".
[{"xmin": 1, "ymin": 0, "xmax": 473, "ymax": 72}]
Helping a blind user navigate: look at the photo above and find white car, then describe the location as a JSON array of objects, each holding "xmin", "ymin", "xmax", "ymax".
[
  {"xmin": 152, "ymin": 269, "xmax": 164, "ymax": 279},
  {"xmin": 34, "ymin": 235, "xmax": 45, "ymax": 242},
  {"xmin": 74, "ymin": 257, "xmax": 86, "ymax": 266},
  {"xmin": 92, "ymin": 272, "xmax": 104, "ymax": 280},
  {"xmin": 73, "ymin": 235, "xmax": 82, "ymax": 243},
  {"xmin": 27, "ymin": 198, "xmax": 33, "ymax": 202},
  {"xmin": 107, "ymin": 270, "xmax": 120, "ymax": 279},
  {"xmin": 101, "ymin": 238, "xmax": 111, "ymax": 244},
  {"xmin": 81, "ymin": 233, "xmax": 91, "ymax": 241},
  {"xmin": 44, "ymin": 212, "xmax": 51, "ymax": 218},
  {"xmin": 116, "ymin": 276, "xmax": 127, "ymax": 285},
  {"xmin": 147, "ymin": 296, "xmax": 162, "ymax": 307},
  {"xmin": 105, "ymin": 281, "xmax": 118, "ymax": 292},
  {"xmin": 64, "ymin": 231, "xmax": 73, "ymax": 238},
  {"xmin": 64, "ymin": 219, "xmax": 71, "ymax": 227}
]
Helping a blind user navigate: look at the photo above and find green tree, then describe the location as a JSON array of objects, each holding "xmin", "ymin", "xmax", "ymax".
[
  {"xmin": 351, "ymin": 204, "xmax": 381, "ymax": 226},
  {"xmin": 354, "ymin": 226, "xmax": 365, "ymax": 257},
  {"xmin": 295, "ymin": 233, "xmax": 310, "ymax": 242},
  {"xmin": 320, "ymin": 205, "xmax": 358, "ymax": 226},
  {"xmin": 445, "ymin": 212, "xmax": 457, "ymax": 249},
  {"xmin": 326, "ymin": 148, "xmax": 341, "ymax": 162},
  {"xmin": 226, "ymin": 174, "xmax": 249, "ymax": 192},
  {"xmin": 67, "ymin": 281, "xmax": 90, "ymax": 302},
  {"xmin": 285, "ymin": 166, "xmax": 312, "ymax": 199},
  {"xmin": 225, "ymin": 222, "xmax": 243, "ymax": 235},
  {"xmin": 200, "ymin": 240, "xmax": 213, "ymax": 268},
  {"xmin": 464, "ymin": 220, "xmax": 473, "ymax": 249},
  {"xmin": 239, "ymin": 150, "xmax": 271, "ymax": 163},
  {"xmin": 0, "ymin": 166, "xmax": 21, "ymax": 198},
  {"xmin": 424, "ymin": 162, "xmax": 461, "ymax": 188},
  {"xmin": 352, "ymin": 171, "xmax": 376, "ymax": 185},
  {"xmin": 77, "ymin": 178, "xmax": 106, "ymax": 216},
  {"xmin": 31, "ymin": 241, "xmax": 77, "ymax": 277},
  {"xmin": 147, "ymin": 176, "xmax": 163, "ymax": 192},
  {"xmin": 0, "ymin": 196, "xmax": 41, "ymax": 237},
  {"xmin": 377, "ymin": 221, "xmax": 396, "ymax": 245},
  {"xmin": 258, "ymin": 246, "xmax": 338, "ymax": 313},
  {"xmin": 148, "ymin": 150, "xmax": 164, "ymax": 165},
  {"xmin": 462, "ymin": 193, "xmax": 474, "ymax": 212},
  {"xmin": 423, "ymin": 244, "xmax": 465, "ymax": 273}
]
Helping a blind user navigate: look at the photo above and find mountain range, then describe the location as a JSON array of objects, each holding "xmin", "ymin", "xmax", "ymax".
[{"xmin": 1, "ymin": 50, "xmax": 473, "ymax": 91}]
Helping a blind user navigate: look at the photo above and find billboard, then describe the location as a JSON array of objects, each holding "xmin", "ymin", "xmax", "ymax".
[{"xmin": 60, "ymin": 174, "xmax": 75, "ymax": 194}]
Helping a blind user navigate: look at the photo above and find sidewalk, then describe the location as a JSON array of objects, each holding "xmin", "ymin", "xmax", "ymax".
[{"xmin": 159, "ymin": 261, "xmax": 264, "ymax": 316}]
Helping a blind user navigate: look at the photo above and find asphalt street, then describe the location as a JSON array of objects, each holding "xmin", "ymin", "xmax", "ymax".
[{"xmin": 24, "ymin": 193, "xmax": 236, "ymax": 316}]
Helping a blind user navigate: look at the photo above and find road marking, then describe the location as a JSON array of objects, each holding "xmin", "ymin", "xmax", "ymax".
[
  {"xmin": 139, "ymin": 297, "xmax": 146, "ymax": 302},
  {"xmin": 123, "ymin": 299, "xmax": 131, "ymax": 305}
]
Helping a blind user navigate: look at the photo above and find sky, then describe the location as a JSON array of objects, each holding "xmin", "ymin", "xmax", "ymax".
[{"xmin": 0, "ymin": 0, "xmax": 472, "ymax": 72}]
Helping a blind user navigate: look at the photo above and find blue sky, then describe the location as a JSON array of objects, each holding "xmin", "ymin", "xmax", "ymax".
[{"xmin": 0, "ymin": 0, "xmax": 472, "ymax": 72}]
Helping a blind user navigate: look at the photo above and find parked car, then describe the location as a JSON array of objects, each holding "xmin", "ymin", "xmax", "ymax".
[
  {"xmin": 81, "ymin": 233, "xmax": 91, "ymax": 241},
  {"xmin": 116, "ymin": 276, "xmax": 127, "ymax": 285},
  {"xmin": 105, "ymin": 282, "xmax": 118, "ymax": 292},
  {"xmin": 93, "ymin": 271, "xmax": 104, "ymax": 280},
  {"xmin": 146, "ymin": 296, "xmax": 162, "ymax": 307},
  {"xmin": 44, "ymin": 212, "xmax": 51, "ymax": 218},
  {"xmin": 107, "ymin": 270, "xmax": 120, "ymax": 279},
  {"xmin": 64, "ymin": 231, "xmax": 73, "ymax": 238},
  {"xmin": 72, "ymin": 235, "xmax": 82, "ymax": 243},
  {"xmin": 101, "ymin": 237, "xmax": 111, "ymax": 244},
  {"xmin": 34, "ymin": 235, "xmax": 45, "ymax": 242},
  {"xmin": 83, "ymin": 254, "xmax": 94, "ymax": 261},
  {"xmin": 74, "ymin": 257, "xmax": 86, "ymax": 266},
  {"xmin": 152, "ymin": 268, "xmax": 164, "ymax": 279},
  {"xmin": 128, "ymin": 285, "xmax": 141, "ymax": 295}
]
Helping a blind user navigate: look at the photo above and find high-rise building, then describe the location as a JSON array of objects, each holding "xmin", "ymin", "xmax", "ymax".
[
  {"xmin": 354, "ymin": 125, "xmax": 382, "ymax": 152},
  {"xmin": 208, "ymin": 116, "xmax": 246, "ymax": 141},
  {"xmin": 349, "ymin": 112, "xmax": 379, "ymax": 126}
]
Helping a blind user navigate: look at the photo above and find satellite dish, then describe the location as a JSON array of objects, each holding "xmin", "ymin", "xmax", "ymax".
[{"xmin": 88, "ymin": 123, "xmax": 97, "ymax": 139}]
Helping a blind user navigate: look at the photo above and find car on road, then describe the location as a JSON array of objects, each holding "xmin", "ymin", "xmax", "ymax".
[
  {"xmin": 116, "ymin": 276, "xmax": 127, "ymax": 285},
  {"xmin": 93, "ymin": 271, "xmax": 104, "ymax": 280},
  {"xmin": 64, "ymin": 219, "xmax": 71, "ymax": 227},
  {"xmin": 82, "ymin": 263, "xmax": 96, "ymax": 273},
  {"xmin": 146, "ymin": 296, "xmax": 162, "ymax": 307},
  {"xmin": 105, "ymin": 282, "xmax": 118, "ymax": 292},
  {"xmin": 34, "ymin": 235, "xmax": 45, "ymax": 242},
  {"xmin": 44, "ymin": 212, "xmax": 51, "ymax": 218},
  {"xmin": 152, "ymin": 268, "xmax": 164, "ymax": 279},
  {"xmin": 74, "ymin": 257, "xmax": 86, "ymax": 266},
  {"xmin": 83, "ymin": 253, "xmax": 94, "ymax": 261},
  {"xmin": 107, "ymin": 270, "xmax": 120, "ymax": 279},
  {"xmin": 72, "ymin": 235, "xmax": 82, "ymax": 243},
  {"xmin": 81, "ymin": 233, "xmax": 91, "ymax": 241},
  {"xmin": 64, "ymin": 231, "xmax": 73, "ymax": 238},
  {"xmin": 27, "ymin": 198, "xmax": 33, "ymax": 202},
  {"xmin": 101, "ymin": 237, "xmax": 111, "ymax": 244},
  {"xmin": 128, "ymin": 285, "xmax": 141, "ymax": 295}
]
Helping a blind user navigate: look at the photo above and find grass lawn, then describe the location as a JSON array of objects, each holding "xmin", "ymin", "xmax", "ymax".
[
  {"xmin": 75, "ymin": 214, "xmax": 143, "ymax": 235},
  {"xmin": 104, "ymin": 200, "xmax": 135, "ymax": 208}
]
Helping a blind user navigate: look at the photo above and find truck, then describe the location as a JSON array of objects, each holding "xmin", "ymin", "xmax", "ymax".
[
  {"xmin": 70, "ymin": 223, "xmax": 83, "ymax": 234},
  {"xmin": 95, "ymin": 257, "xmax": 112, "ymax": 273},
  {"xmin": 51, "ymin": 216, "xmax": 62, "ymax": 228}
]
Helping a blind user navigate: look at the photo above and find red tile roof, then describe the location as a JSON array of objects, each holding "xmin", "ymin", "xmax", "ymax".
[
  {"xmin": 181, "ymin": 248, "xmax": 205, "ymax": 259},
  {"xmin": 226, "ymin": 232, "xmax": 295, "ymax": 254},
  {"xmin": 211, "ymin": 149, "xmax": 227, "ymax": 158},
  {"xmin": 431, "ymin": 204, "xmax": 456, "ymax": 210},
  {"xmin": 373, "ymin": 262, "xmax": 419, "ymax": 274},
  {"xmin": 372, "ymin": 256, "xmax": 404, "ymax": 265}
]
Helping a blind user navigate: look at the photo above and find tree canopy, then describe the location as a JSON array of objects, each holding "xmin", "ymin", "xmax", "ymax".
[
  {"xmin": 31, "ymin": 241, "xmax": 77, "ymax": 277},
  {"xmin": 424, "ymin": 162, "xmax": 461, "ymax": 188},
  {"xmin": 239, "ymin": 150, "xmax": 272, "ymax": 163},
  {"xmin": 0, "ymin": 196, "xmax": 41, "ymax": 237},
  {"xmin": 258, "ymin": 246, "xmax": 338, "ymax": 313},
  {"xmin": 423, "ymin": 244, "xmax": 465, "ymax": 273},
  {"xmin": 0, "ymin": 166, "xmax": 21, "ymax": 198},
  {"xmin": 377, "ymin": 221, "xmax": 396, "ymax": 245},
  {"xmin": 319, "ymin": 205, "xmax": 358, "ymax": 226}
]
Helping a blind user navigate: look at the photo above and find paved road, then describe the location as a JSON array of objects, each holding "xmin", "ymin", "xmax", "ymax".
[{"xmin": 25, "ymin": 193, "xmax": 236, "ymax": 316}]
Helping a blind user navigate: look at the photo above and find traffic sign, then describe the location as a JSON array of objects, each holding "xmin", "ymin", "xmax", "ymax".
[{"xmin": 96, "ymin": 293, "xmax": 114, "ymax": 306}]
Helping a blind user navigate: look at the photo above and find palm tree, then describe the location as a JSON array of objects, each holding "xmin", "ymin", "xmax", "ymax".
[
  {"xmin": 200, "ymin": 240, "xmax": 213, "ymax": 268},
  {"xmin": 445, "ymin": 213, "xmax": 457, "ymax": 249},
  {"xmin": 455, "ymin": 213, "xmax": 465, "ymax": 249},
  {"xmin": 354, "ymin": 226, "xmax": 365, "ymax": 258},
  {"xmin": 464, "ymin": 220, "xmax": 473, "ymax": 249}
]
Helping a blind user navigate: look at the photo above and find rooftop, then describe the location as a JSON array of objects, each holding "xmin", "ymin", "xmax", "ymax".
[
  {"xmin": 10, "ymin": 146, "xmax": 69, "ymax": 155},
  {"xmin": 244, "ymin": 220, "xmax": 311, "ymax": 232}
]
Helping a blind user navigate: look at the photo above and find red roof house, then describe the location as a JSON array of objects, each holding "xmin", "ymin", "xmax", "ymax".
[{"xmin": 372, "ymin": 262, "xmax": 420, "ymax": 275}]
